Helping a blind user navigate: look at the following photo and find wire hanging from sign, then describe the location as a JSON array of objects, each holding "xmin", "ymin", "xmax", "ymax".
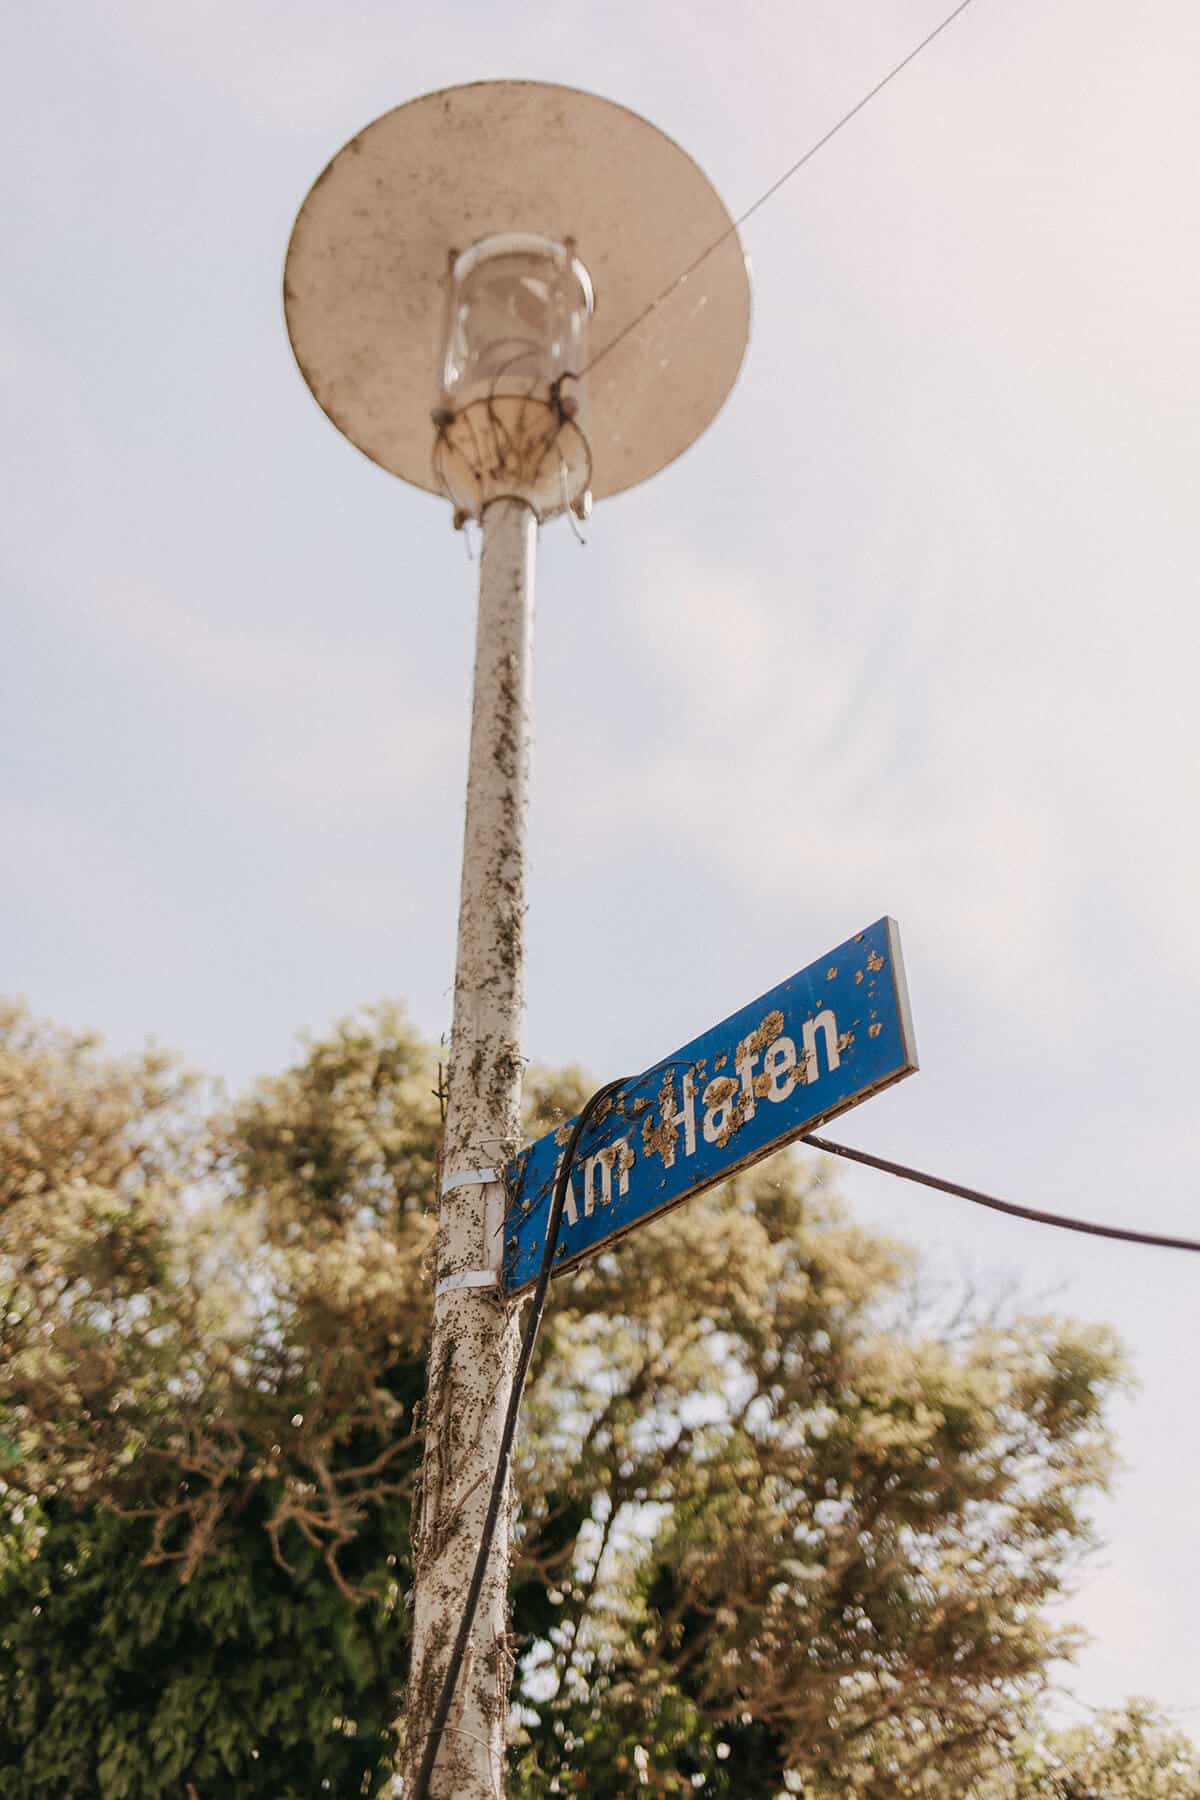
[{"xmin": 805, "ymin": 1134, "xmax": 1200, "ymax": 1254}]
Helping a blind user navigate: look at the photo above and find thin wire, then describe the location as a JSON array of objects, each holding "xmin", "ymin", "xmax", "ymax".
[
  {"xmin": 410, "ymin": 1075, "xmax": 628, "ymax": 1800},
  {"xmin": 804, "ymin": 1134, "xmax": 1200, "ymax": 1255},
  {"xmin": 583, "ymin": 0, "xmax": 983, "ymax": 380}
]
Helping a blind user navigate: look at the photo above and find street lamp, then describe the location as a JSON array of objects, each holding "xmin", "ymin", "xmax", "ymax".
[{"xmin": 285, "ymin": 78, "xmax": 749, "ymax": 1797}]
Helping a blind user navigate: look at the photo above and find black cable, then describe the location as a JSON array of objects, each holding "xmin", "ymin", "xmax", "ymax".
[
  {"xmin": 410, "ymin": 1075, "xmax": 628, "ymax": 1799},
  {"xmin": 583, "ymin": 0, "xmax": 983, "ymax": 379},
  {"xmin": 804, "ymin": 1134, "xmax": 1200, "ymax": 1254}
]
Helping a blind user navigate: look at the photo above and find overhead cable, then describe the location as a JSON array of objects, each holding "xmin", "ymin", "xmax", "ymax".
[
  {"xmin": 804, "ymin": 1134, "xmax": 1200, "ymax": 1254},
  {"xmin": 584, "ymin": 0, "xmax": 984, "ymax": 379}
]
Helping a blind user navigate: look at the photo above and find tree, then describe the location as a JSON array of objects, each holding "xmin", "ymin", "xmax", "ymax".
[
  {"xmin": 0, "ymin": 1493, "xmax": 406, "ymax": 1798},
  {"xmin": 970, "ymin": 1701, "xmax": 1200, "ymax": 1799},
  {"xmin": 0, "ymin": 1002, "xmax": 1172, "ymax": 1796},
  {"xmin": 0, "ymin": 1001, "xmax": 434, "ymax": 1796},
  {"xmin": 505, "ymin": 1080, "xmax": 1124, "ymax": 1798}
]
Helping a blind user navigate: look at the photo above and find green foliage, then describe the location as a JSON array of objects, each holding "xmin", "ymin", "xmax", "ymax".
[
  {"xmin": 970, "ymin": 1701, "xmax": 1200, "ymax": 1799},
  {"xmin": 1, "ymin": 1002, "xmax": 435, "ymax": 1793},
  {"xmin": 228, "ymin": 1003, "xmax": 440, "ymax": 1245},
  {"xmin": 0, "ymin": 1495, "xmax": 404, "ymax": 1797},
  {"xmin": 0, "ymin": 1003, "xmax": 1183, "ymax": 1798}
]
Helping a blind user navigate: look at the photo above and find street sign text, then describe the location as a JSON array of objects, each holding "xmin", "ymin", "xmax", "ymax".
[{"xmin": 503, "ymin": 916, "xmax": 917, "ymax": 1293}]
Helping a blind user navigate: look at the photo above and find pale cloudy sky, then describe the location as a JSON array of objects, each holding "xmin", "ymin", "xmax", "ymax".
[{"xmin": 4, "ymin": 0, "xmax": 1199, "ymax": 1728}]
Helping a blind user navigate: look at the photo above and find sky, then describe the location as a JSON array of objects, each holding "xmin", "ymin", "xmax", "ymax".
[{"xmin": 4, "ymin": 0, "xmax": 1199, "ymax": 1733}]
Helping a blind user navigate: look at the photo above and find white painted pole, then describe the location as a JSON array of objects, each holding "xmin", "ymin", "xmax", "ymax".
[{"xmin": 405, "ymin": 496, "xmax": 536, "ymax": 1797}]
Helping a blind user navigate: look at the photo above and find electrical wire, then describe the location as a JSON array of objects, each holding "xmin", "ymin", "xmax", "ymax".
[
  {"xmin": 583, "ymin": 0, "xmax": 983, "ymax": 380},
  {"xmin": 409, "ymin": 1075, "xmax": 628, "ymax": 1800},
  {"xmin": 804, "ymin": 1134, "xmax": 1200, "ymax": 1254}
]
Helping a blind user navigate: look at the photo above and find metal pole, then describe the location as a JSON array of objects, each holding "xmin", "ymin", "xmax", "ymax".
[{"xmin": 405, "ymin": 496, "xmax": 536, "ymax": 1797}]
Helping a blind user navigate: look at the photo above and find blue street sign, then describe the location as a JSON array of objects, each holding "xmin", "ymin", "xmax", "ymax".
[{"xmin": 503, "ymin": 916, "xmax": 918, "ymax": 1293}]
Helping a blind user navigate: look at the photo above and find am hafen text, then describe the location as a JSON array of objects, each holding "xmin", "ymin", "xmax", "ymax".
[{"xmin": 551, "ymin": 1010, "xmax": 842, "ymax": 1228}]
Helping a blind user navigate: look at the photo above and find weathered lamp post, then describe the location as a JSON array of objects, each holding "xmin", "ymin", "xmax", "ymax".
[{"xmin": 284, "ymin": 79, "xmax": 749, "ymax": 1796}]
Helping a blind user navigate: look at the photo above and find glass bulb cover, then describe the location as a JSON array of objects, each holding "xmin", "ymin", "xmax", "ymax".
[{"xmin": 435, "ymin": 234, "xmax": 593, "ymax": 521}]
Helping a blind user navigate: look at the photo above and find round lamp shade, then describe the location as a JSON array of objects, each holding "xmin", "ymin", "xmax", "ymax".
[{"xmin": 284, "ymin": 81, "xmax": 751, "ymax": 504}]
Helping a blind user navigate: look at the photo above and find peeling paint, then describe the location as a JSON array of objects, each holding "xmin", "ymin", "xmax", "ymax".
[{"xmin": 735, "ymin": 1008, "xmax": 785, "ymax": 1064}]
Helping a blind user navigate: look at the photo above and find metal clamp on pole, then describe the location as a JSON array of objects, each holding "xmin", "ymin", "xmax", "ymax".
[
  {"xmin": 440, "ymin": 1166, "xmax": 500, "ymax": 1197},
  {"xmin": 435, "ymin": 1269, "xmax": 499, "ymax": 1299},
  {"xmin": 436, "ymin": 1169, "xmax": 506, "ymax": 1297}
]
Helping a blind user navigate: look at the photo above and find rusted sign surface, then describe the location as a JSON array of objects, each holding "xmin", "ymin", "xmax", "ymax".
[{"xmin": 503, "ymin": 917, "xmax": 918, "ymax": 1293}]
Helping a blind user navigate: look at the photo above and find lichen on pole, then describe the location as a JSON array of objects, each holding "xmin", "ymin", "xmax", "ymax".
[{"xmin": 404, "ymin": 495, "xmax": 535, "ymax": 1795}]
